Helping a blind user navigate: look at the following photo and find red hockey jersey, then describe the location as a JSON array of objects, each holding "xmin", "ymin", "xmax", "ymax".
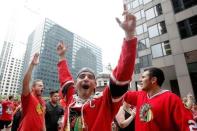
[
  {"xmin": 57, "ymin": 38, "xmax": 137, "ymax": 131},
  {"xmin": 124, "ymin": 90, "xmax": 197, "ymax": 131}
]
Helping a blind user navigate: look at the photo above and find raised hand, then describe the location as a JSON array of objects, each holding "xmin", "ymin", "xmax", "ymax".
[
  {"xmin": 116, "ymin": 4, "xmax": 136, "ymax": 40},
  {"xmin": 23, "ymin": 53, "xmax": 39, "ymax": 96},
  {"xmin": 57, "ymin": 41, "xmax": 68, "ymax": 57},
  {"xmin": 31, "ymin": 53, "xmax": 39, "ymax": 65}
]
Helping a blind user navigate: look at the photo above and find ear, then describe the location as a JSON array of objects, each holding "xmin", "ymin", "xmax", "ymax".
[
  {"xmin": 151, "ymin": 77, "xmax": 157, "ymax": 84},
  {"xmin": 31, "ymin": 87, "xmax": 34, "ymax": 92}
]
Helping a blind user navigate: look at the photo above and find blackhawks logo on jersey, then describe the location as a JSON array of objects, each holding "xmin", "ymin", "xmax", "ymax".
[
  {"xmin": 36, "ymin": 103, "xmax": 43, "ymax": 115},
  {"xmin": 139, "ymin": 103, "xmax": 153, "ymax": 122}
]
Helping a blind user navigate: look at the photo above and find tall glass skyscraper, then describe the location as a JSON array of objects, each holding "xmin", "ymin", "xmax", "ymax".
[{"xmin": 24, "ymin": 18, "xmax": 102, "ymax": 95}]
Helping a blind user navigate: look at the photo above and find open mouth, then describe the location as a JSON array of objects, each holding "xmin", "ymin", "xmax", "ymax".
[{"xmin": 82, "ymin": 84, "xmax": 90, "ymax": 89}]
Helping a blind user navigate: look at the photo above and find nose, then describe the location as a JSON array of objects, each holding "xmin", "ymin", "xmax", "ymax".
[{"xmin": 84, "ymin": 75, "xmax": 89, "ymax": 81}]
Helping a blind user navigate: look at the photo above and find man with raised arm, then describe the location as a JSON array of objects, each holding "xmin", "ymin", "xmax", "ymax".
[
  {"xmin": 56, "ymin": 9, "xmax": 137, "ymax": 131},
  {"xmin": 18, "ymin": 53, "xmax": 46, "ymax": 131}
]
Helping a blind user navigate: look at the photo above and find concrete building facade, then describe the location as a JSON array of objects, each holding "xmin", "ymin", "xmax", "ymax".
[
  {"xmin": 0, "ymin": 42, "xmax": 24, "ymax": 97},
  {"xmin": 123, "ymin": 0, "xmax": 197, "ymax": 99}
]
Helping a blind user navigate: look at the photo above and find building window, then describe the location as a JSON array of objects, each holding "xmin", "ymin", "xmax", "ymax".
[
  {"xmin": 135, "ymin": 63, "xmax": 141, "ymax": 74},
  {"xmin": 177, "ymin": 15, "xmax": 197, "ymax": 39},
  {"xmin": 139, "ymin": 0, "xmax": 143, "ymax": 5},
  {"xmin": 104, "ymin": 80, "xmax": 108, "ymax": 86},
  {"xmin": 135, "ymin": 10, "xmax": 145, "ymax": 20},
  {"xmin": 127, "ymin": 0, "xmax": 144, "ymax": 9},
  {"xmin": 145, "ymin": 4, "xmax": 163, "ymax": 20},
  {"xmin": 136, "ymin": 25, "xmax": 143, "ymax": 35},
  {"xmin": 139, "ymin": 54, "xmax": 152, "ymax": 68},
  {"xmin": 127, "ymin": 2, "xmax": 133, "ymax": 10},
  {"xmin": 171, "ymin": 0, "xmax": 197, "ymax": 13},
  {"xmin": 151, "ymin": 41, "xmax": 171, "ymax": 58},
  {"xmin": 143, "ymin": 0, "xmax": 152, "ymax": 4},
  {"xmin": 133, "ymin": 0, "xmax": 140, "ymax": 8},
  {"xmin": 98, "ymin": 81, "xmax": 102, "ymax": 86},
  {"xmin": 136, "ymin": 23, "xmax": 148, "ymax": 35},
  {"xmin": 138, "ymin": 38, "xmax": 150, "ymax": 50},
  {"xmin": 148, "ymin": 21, "xmax": 167, "ymax": 38}
]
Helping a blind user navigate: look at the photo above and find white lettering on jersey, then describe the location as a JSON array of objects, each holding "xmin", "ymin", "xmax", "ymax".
[{"xmin": 188, "ymin": 120, "xmax": 197, "ymax": 131}]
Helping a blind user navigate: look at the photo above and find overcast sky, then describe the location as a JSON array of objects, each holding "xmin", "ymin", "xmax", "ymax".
[{"xmin": 0, "ymin": 0, "xmax": 126, "ymax": 68}]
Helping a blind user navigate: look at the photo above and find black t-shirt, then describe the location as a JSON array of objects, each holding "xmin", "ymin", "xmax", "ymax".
[
  {"xmin": 11, "ymin": 108, "xmax": 22, "ymax": 131},
  {"xmin": 45, "ymin": 101, "xmax": 64, "ymax": 131}
]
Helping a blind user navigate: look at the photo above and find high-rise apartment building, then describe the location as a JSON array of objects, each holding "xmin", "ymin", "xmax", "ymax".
[
  {"xmin": 0, "ymin": 42, "xmax": 24, "ymax": 97},
  {"xmin": 124, "ymin": 0, "xmax": 197, "ymax": 99},
  {"xmin": 24, "ymin": 18, "xmax": 102, "ymax": 95}
]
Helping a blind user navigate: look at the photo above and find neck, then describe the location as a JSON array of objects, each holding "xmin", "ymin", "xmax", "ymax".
[
  {"xmin": 78, "ymin": 94, "xmax": 90, "ymax": 100},
  {"xmin": 147, "ymin": 86, "xmax": 161, "ymax": 98},
  {"xmin": 50, "ymin": 101, "xmax": 57, "ymax": 106},
  {"xmin": 32, "ymin": 92, "xmax": 41, "ymax": 98},
  {"xmin": 78, "ymin": 91, "xmax": 93, "ymax": 100}
]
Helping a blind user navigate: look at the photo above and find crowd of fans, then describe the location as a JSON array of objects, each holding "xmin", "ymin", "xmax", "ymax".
[
  {"xmin": 0, "ymin": 4, "xmax": 197, "ymax": 131},
  {"xmin": 1, "ymin": 92, "xmax": 197, "ymax": 131}
]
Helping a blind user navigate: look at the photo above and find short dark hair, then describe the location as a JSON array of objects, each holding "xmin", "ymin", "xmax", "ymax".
[
  {"xmin": 144, "ymin": 67, "xmax": 165, "ymax": 87},
  {"xmin": 32, "ymin": 79, "xmax": 43, "ymax": 87},
  {"xmin": 49, "ymin": 90, "xmax": 58, "ymax": 97},
  {"xmin": 8, "ymin": 95, "xmax": 13, "ymax": 100}
]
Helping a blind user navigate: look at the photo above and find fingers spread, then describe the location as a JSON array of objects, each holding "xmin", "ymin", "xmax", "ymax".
[{"xmin": 115, "ymin": 17, "xmax": 121, "ymax": 25}]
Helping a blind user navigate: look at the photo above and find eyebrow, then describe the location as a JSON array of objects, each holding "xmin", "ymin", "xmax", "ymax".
[
  {"xmin": 79, "ymin": 73, "xmax": 94, "ymax": 77},
  {"xmin": 80, "ymin": 72, "xmax": 93, "ymax": 75}
]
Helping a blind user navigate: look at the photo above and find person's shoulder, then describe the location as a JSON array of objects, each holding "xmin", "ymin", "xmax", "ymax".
[
  {"xmin": 21, "ymin": 93, "xmax": 32, "ymax": 99},
  {"xmin": 41, "ymin": 98, "xmax": 46, "ymax": 105},
  {"xmin": 164, "ymin": 91, "xmax": 179, "ymax": 97},
  {"xmin": 2, "ymin": 100, "xmax": 10, "ymax": 105},
  {"xmin": 2, "ymin": 100, "xmax": 7, "ymax": 104},
  {"xmin": 57, "ymin": 104, "xmax": 64, "ymax": 110},
  {"xmin": 125, "ymin": 90, "xmax": 145, "ymax": 95},
  {"xmin": 45, "ymin": 101, "xmax": 51, "ymax": 106},
  {"xmin": 164, "ymin": 91, "xmax": 182, "ymax": 102}
]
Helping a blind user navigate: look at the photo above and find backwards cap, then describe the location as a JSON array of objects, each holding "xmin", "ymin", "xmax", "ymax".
[{"xmin": 77, "ymin": 67, "xmax": 95, "ymax": 79}]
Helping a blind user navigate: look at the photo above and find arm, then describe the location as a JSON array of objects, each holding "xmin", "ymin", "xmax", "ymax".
[
  {"xmin": 22, "ymin": 53, "xmax": 39, "ymax": 96},
  {"xmin": 110, "ymin": 10, "xmax": 137, "ymax": 101},
  {"xmin": 57, "ymin": 41, "xmax": 75, "ymax": 103},
  {"xmin": 124, "ymin": 91, "xmax": 139, "ymax": 106},
  {"xmin": 116, "ymin": 107, "xmax": 136, "ymax": 128},
  {"xmin": 13, "ymin": 105, "xmax": 21, "ymax": 116}
]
